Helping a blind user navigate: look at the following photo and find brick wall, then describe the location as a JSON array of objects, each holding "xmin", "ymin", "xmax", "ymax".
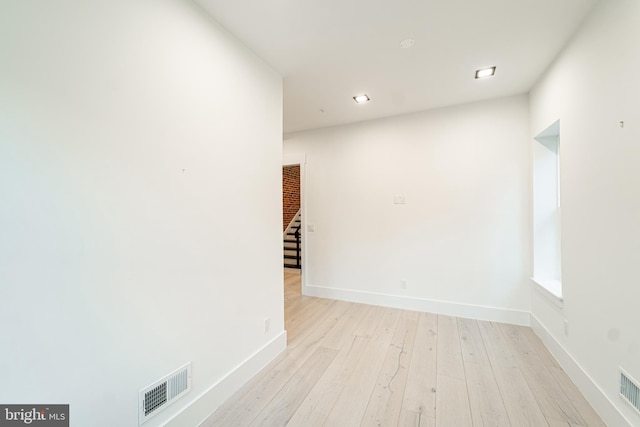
[{"xmin": 283, "ymin": 165, "xmax": 300, "ymax": 231}]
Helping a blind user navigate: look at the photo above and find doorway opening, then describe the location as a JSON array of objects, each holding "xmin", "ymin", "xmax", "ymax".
[
  {"xmin": 283, "ymin": 164, "xmax": 302, "ymax": 272},
  {"xmin": 282, "ymin": 154, "xmax": 306, "ymax": 306}
]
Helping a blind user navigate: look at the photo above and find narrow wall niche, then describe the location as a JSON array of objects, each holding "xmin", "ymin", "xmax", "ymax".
[{"xmin": 532, "ymin": 119, "xmax": 562, "ymax": 298}]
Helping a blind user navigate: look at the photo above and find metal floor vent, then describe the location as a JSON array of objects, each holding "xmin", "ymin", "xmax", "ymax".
[
  {"xmin": 139, "ymin": 362, "xmax": 191, "ymax": 425},
  {"xmin": 620, "ymin": 368, "xmax": 640, "ymax": 415}
]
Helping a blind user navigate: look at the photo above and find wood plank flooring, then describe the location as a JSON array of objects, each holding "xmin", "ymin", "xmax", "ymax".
[{"xmin": 201, "ymin": 272, "xmax": 606, "ymax": 427}]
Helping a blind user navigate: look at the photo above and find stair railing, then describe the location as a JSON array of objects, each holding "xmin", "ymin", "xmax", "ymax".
[{"xmin": 294, "ymin": 226, "xmax": 301, "ymax": 268}]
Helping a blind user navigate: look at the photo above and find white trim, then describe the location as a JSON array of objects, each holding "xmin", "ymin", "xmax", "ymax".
[
  {"xmin": 530, "ymin": 315, "xmax": 634, "ymax": 427},
  {"xmin": 531, "ymin": 278, "xmax": 564, "ymax": 308},
  {"xmin": 282, "ymin": 153, "xmax": 306, "ymax": 166},
  {"xmin": 305, "ymin": 284, "xmax": 530, "ymax": 326},
  {"xmin": 162, "ymin": 331, "xmax": 287, "ymax": 427}
]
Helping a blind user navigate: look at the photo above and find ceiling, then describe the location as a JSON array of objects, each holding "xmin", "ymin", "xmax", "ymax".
[{"xmin": 195, "ymin": 0, "xmax": 598, "ymax": 134}]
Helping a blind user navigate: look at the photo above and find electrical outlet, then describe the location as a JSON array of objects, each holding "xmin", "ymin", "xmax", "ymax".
[
  {"xmin": 400, "ymin": 280, "xmax": 407, "ymax": 289},
  {"xmin": 264, "ymin": 318, "xmax": 270, "ymax": 333}
]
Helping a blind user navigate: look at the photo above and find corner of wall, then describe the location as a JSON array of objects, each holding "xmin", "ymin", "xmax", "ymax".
[
  {"xmin": 306, "ymin": 285, "xmax": 531, "ymax": 326},
  {"xmin": 530, "ymin": 315, "xmax": 633, "ymax": 427},
  {"xmin": 163, "ymin": 331, "xmax": 287, "ymax": 427}
]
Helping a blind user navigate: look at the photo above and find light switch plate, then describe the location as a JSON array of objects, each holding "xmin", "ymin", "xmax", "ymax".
[{"xmin": 394, "ymin": 194, "xmax": 407, "ymax": 204}]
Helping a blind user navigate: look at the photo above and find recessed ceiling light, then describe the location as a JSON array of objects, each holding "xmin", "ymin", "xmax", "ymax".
[
  {"xmin": 475, "ymin": 66, "xmax": 496, "ymax": 79},
  {"xmin": 353, "ymin": 94, "xmax": 370, "ymax": 104},
  {"xmin": 400, "ymin": 39, "xmax": 415, "ymax": 49}
]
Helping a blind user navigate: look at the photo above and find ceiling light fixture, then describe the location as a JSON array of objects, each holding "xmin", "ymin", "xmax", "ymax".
[
  {"xmin": 475, "ymin": 66, "xmax": 496, "ymax": 79},
  {"xmin": 353, "ymin": 94, "xmax": 370, "ymax": 104}
]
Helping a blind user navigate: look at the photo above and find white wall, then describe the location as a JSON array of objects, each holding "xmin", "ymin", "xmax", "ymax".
[
  {"xmin": 284, "ymin": 95, "xmax": 531, "ymax": 324},
  {"xmin": 0, "ymin": 1, "xmax": 283, "ymax": 426},
  {"xmin": 529, "ymin": 0, "xmax": 640, "ymax": 425}
]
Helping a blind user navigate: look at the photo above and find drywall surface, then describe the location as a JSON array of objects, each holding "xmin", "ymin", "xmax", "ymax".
[
  {"xmin": 0, "ymin": 1, "xmax": 283, "ymax": 426},
  {"xmin": 529, "ymin": 0, "xmax": 640, "ymax": 424},
  {"xmin": 284, "ymin": 95, "xmax": 531, "ymax": 321}
]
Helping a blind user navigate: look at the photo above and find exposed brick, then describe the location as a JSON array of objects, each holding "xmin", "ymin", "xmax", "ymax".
[{"xmin": 283, "ymin": 165, "xmax": 300, "ymax": 230}]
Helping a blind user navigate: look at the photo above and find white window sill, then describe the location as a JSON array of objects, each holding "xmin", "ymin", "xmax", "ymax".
[{"xmin": 531, "ymin": 278, "xmax": 563, "ymax": 309}]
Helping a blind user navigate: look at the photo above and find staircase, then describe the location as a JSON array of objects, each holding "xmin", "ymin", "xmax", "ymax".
[{"xmin": 283, "ymin": 211, "xmax": 302, "ymax": 269}]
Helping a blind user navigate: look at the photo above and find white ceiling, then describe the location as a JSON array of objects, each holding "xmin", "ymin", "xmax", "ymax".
[{"xmin": 195, "ymin": 0, "xmax": 597, "ymax": 134}]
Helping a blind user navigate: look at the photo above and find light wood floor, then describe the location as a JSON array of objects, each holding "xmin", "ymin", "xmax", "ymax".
[{"xmin": 202, "ymin": 272, "xmax": 606, "ymax": 426}]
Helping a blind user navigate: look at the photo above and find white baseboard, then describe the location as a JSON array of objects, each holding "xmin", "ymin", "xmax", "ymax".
[
  {"xmin": 530, "ymin": 315, "xmax": 633, "ymax": 427},
  {"xmin": 305, "ymin": 284, "xmax": 531, "ymax": 326},
  {"xmin": 162, "ymin": 331, "xmax": 287, "ymax": 427}
]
